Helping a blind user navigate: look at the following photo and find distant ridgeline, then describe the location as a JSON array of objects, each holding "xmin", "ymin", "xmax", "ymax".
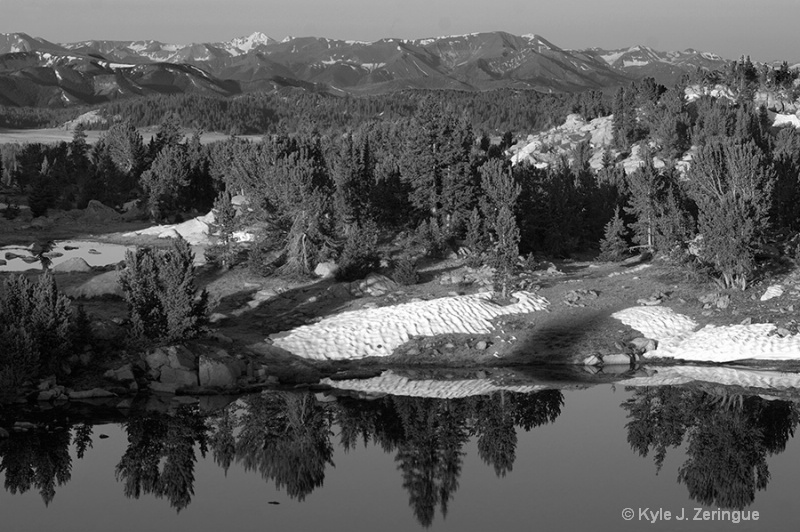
[{"xmin": 0, "ymin": 29, "xmax": 747, "ymax": 132}]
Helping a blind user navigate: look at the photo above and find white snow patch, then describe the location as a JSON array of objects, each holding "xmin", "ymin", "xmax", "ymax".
[
  {"xmin": 622, "ymin": 59, "xmax": 650, "ymax": 67},
  {"xmin": 323, "ymin": 370, "xmax": 545, "ymax": 398},
  {"xmin": 122, "ymin": 211, "xmax": 254, "ymax": 246},
  {"xmin": 773, "ymin": 113, "xmax": 800, "ymax": 128},
  {"xmin": 760, "ymin": 284, "xmax": 784, "ymax": 301},
  {"xmin": 270, "ymin": 291, "xmax": 549, "ymax": 360},
  {"xmin": 613, "ymin": 306, "xmax": 800, "ymax": 362}
]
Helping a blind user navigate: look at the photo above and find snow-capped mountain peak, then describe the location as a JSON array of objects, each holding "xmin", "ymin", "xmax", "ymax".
[{"xmin": 222, "ymin": 32, "xmax": 275, "ymax": 55}]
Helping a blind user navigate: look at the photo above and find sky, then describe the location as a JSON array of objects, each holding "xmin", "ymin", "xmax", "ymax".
[{"xmin": 0, "ymin": 0, "xmax": 798, "ymax": 61}]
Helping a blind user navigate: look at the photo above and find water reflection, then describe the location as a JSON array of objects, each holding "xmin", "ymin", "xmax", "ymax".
[
  {"xmin": 2, "ymin": 383, "xmax": 800, "ymax": 528},
  {"xmin": 115, "ymin": 406, "xmax": 209, "ymax": 512},
  {"xmin": 623, "ymin": 386, "xmax": 799, "ymax": 510},
  {"xmin": 0, "ymin": 427, "xmax": 72, "ymax": 505}
]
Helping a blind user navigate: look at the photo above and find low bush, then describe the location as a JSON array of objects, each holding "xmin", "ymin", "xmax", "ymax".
[
  {"xmin": 335, "ymin": 224, "xmax": 381, "ymax": 282},
  {"xmin": 391, "ymin": 257, "xmax": 419, "ymax": 285}
]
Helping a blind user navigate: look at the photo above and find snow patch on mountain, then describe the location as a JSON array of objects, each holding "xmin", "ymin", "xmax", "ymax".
[
  {"xmin": 684, "ymin": 84, "xmax": 736, "ymax": 102},
  {"xmin": 221, "ymin": 32, "xmax": 274, "ymax": 55}
]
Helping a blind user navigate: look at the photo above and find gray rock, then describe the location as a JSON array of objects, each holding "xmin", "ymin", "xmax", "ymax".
[
  {"xmin": 198, "ymin": 353, "xmax": 243, "ymax": 388},
  {"xmin": 107, "ymin": 364, "xmax": 135, "ymax": 383},
  {"xmin": 475, "ymin": 341, "xmax": 489, "ymax": 350},
  {"xmin": 64, "ymin": 269, "xmax": 123, "ymax": 299},
  {"xmin": 167, "ymin": 346, "xmax": 197, "ymax": 370},
  {"xmin": 52, "ymin": 257, "xmax": 93, "ymax": 273},
  {"xmin": 144, "ymin": 348, "xmax": 169, "ymax": 370},
  {"xmin": 37, "ymin": 389, "xmax": 58, "ymax": 401},
  {"xmin": 602, "ymin": 354, "xmax": 632, "ymax": 365},
  {"xmin": 350, "ymin": 273, "xmax": 399, "ymax": 297},
  {"xmin": 583, "ymin": 355, "xmax": 602, "ymax": 366},
  {"xmin": 629, "ymin": 337, "xmax": 658, "ymax": 352},
  {"xmin": 775, "ymin": 327, "xmax": 792, "ymax": 338},
  {"xmin": 314, "ymin": 261, "xmax": 338, "ymax": 279},
  {"xmin": 82, "ymin": 200, "xmax": 122, "ymax": 222},
  {"xmin": 159, "ymin": 367, "xmax": 198, "ymax": 388},
  {"xmin": 636, "ymin": 297, "xmax": 662, "ymax": 306}
]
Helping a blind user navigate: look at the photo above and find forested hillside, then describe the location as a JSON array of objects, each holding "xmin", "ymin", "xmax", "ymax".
[{"xmin": 1, "ymin": 57, "xmax": 800, "ymax": 292}]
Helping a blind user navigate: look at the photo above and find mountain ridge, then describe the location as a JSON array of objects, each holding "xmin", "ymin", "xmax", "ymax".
[{"xmin": 0, "ymin": 30, "xmax": 733, "ymax": 107}]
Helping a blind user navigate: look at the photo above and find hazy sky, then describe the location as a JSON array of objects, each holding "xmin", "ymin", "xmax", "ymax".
[{"xmin": 0, "ymin": 0, "xmax": 797, "ymax": 61}]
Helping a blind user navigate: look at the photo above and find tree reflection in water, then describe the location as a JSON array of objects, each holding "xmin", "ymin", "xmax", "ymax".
[
  {"xmin": 15, "ymin": 385, "xmax": 798, "ymax": 526},
  {"xmin": 623, "ymin": 386, "xmax": 799, "ymax": 510},
  {"xmin": 230, "ymin": 391, "xmax": 334, "ymax": 501},
  {"xmin": 0, "ymin": 389, "xmax": 564, "ymax": 525},
  {"xmin": 0, "ymin": 427, "xmax": 72, "ymax": 506},
  {"xmin": 334, "ymin": 389, "xmax": 564, "ymax": 527},
  {"xmin": 115, "ymin": 406, "xmax": 209, "ymax": 512}
]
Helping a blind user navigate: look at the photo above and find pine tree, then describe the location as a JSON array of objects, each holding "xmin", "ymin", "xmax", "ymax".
[
  {"xmin": 464, "ymin": 207, "xmax": 485, "ymax": 256},
  {"xmin": 140, "ymin": 144, "xmax": 190, "ymax": 221},
  {"xmin": 0, "ymin": 272, "xmax": 82, "ymax": 389},
  {"xmin": 599, "ymin": 207, "xmax": 629, "ymax": 261},
  {"xmin": 687, "ymin": 138, "xmax": 774, "ymax": 289},
  {"xmin": 119, "ymin": 236, "xmax": 208, "ymax": 342},
  {"xmin": 207, "ymin": 189, "xmax": 239, "ymax": 269},
  {"xmin": 492, "ymin": 205, "xmax": 520, "ymax": 298}
]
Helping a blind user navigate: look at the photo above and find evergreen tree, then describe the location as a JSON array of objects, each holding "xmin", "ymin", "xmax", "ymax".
[
  {"xmin": 139, "ymin": 144, "xmax": 190, "ymax": 221},
  {"xmin": 599, "ymin": 207, "xmax": 629, "ymax": 261},
  {"xmin": 687, "ymin": 138, "xmax": 774, "ymax": 289},
  {"xmin": 492, "ymin": 205, "xmax": 520, "ymax": 298},
  {"xmin": 400, "ymin": 100, "xmax": 476, "ymax": 232},
  {"xmin": 119, "ymin": 236, "xmax": 208, "ymax": 342},
  {"xmin": 0, "ymin": 272, "xmax": 83, "ymax": 389},
  {"xmin": 206, "ymin": 189, "xmax": 239, "ymax": 269}
]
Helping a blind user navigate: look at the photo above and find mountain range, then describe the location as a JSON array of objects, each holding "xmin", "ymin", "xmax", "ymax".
[{"xmin": 0, "ymin": 31, "xmax": 731, "ymax": 108}]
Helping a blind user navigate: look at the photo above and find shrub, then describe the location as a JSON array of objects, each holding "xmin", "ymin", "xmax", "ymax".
[
  {"xmin": 415, "ymin": 218, "xmax": 449, "ymax": 258},
  {"xmin": 335, "ymin": 224, "xmax": 380, "ymax": 282},
  {"xmin": 391, "ymin": 257, "xmax": 419, "ymax": 285},
  {"xmin": 0, "ymin": 272, "xmax": 85, "ymax": 391},
  {"xmin": 119, "ymin": 236, "xmax": 208, "ymax": 343}
]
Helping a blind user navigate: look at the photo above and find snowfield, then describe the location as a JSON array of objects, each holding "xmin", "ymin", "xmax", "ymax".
[
  {"xmin": 270, "ymin": 291, "xmax": 549, "ymax": 360},
  {"xmin": 613, "ymin": 306, "xmax": 800, "ymax": 362}
]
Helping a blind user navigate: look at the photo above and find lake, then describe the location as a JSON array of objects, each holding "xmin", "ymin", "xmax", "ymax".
[{"xmin": 1, "ymin": 375, "xmax": 799, "ymax": 531}]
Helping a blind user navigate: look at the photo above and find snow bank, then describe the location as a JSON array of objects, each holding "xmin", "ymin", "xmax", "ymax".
[
  {"xmin": 123, "ymin": 211, "xmax": 254, "ymax": 245},
  {"xmin": 270, "ymin": 291, "xmax": 549, "ymax": 360},
  {"xmin": 613, "ymin": 306, "xmax": 800, "ymax": 362},
  {"xmin": 773, "ymin": 113, "xmax": 800, "ymax": 128},
  {"xmin": 323, "ymin": 370, "xmax": 545, "ymax": 398}
]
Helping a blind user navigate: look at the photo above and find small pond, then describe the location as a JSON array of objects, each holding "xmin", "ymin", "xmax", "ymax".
[
  {"xmin": 1, "ymin": 378, "xmax": 798, "ymax": 531},
  {"xmin": 0, "ymin": 240, "xmax": 133, "ymax": 272}
]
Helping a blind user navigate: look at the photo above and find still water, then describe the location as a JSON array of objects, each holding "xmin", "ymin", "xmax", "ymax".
[{"xmin": 1, "ymin": 382, "xmax": 799, "ymax": 531}]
